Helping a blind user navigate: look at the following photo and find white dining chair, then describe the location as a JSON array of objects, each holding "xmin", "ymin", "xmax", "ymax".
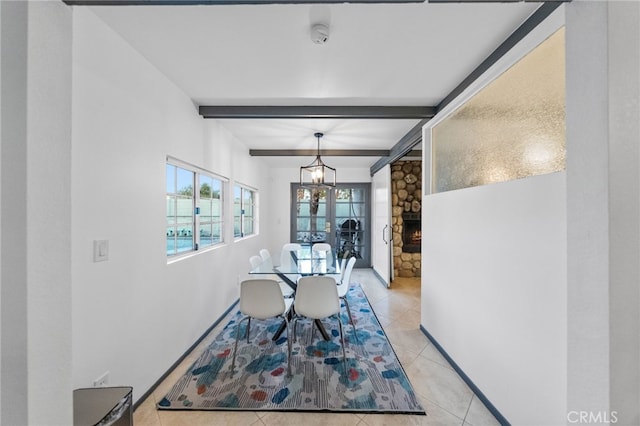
[
  {"xmin": 311, "ymin": 242, "xmax": 333, "ymax": 275},
  {"xmin": 279, "ymin": 243, "xmax": 302, "ymax": 284},
  {"xmin": 230, "ymin": 279, "xmax": 293, "ymax": 377},
  {"xmin": 259, "ymin": 248, "xmax": 272, "ymax": 263},
  {"xmin": 249, "ymin": 255, "xmax": 263, "ymax": 270},
  {"xmin": 332, "ymin": 251, "xmax": 350, "ymax": 285},
  {"xmin": 280, "ymin": 243, "xmax": 302, "ymax": 268},
  {"xmin": 292, "ymin": 276, "xmax": 346, "ymax": 373},
  {"xmin": 311, "ymin": 242, "xmax": 332, "ymax": 253},
  {"xmin": 248, "ymin": 255, "xmax": 294, "ymax": 298},
  {"xmin": 336, "ymin": 256, "xmax": 357, "ymax": 330}
]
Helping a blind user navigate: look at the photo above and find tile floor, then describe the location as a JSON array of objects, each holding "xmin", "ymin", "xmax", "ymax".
[{"xmin": 133, "ymin": 269, "xmax": 501, "ymax": 426}]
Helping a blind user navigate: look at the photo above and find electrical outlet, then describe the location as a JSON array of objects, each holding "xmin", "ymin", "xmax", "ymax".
[{"xmin": 93, "ymin": 371, "xmax": 109, "ymax": 387}]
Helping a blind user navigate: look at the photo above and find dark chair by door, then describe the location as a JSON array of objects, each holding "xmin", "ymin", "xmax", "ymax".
[{"xmin": 338, "ymin": 219, "xmax": 361, "ymax": 259}]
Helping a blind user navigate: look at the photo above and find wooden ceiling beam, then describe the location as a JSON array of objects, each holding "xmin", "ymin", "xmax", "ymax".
[
  {"xmin": 199, "ymin": 105, "xmax": 436, "ymax": 120},
  {"xmin": 250, "ymin": 149, "xmax": 391, "ymax": 157},
  {"xmin": 63, "ymin": 0, "xmax": 423, "ymax": 5}
]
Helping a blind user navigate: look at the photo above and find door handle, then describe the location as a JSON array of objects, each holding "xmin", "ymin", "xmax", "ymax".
[{"xmin": 382, "ymin": 224, "xmax": 388, "ymax": 245}]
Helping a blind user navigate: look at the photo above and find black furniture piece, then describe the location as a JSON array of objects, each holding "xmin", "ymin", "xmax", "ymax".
[{"xmin": 337, "ymin": 219, "xmax": 362, "ymax": 259}]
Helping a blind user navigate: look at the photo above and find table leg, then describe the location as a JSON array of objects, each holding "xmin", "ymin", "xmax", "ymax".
[
  {"xmin": 314, "ymin": 319, "xmax": 331, "ymax": 340},
  {"xmin": 272, "ymin": 272, "xmax": 296, "ymax": 341},
  {"xmin": 273, "ymin": 320, "xmax": 288, "ymax": 341},
  {"xmin": 271, "ymin": 273, "xmax": 330, "ymax": 341}
]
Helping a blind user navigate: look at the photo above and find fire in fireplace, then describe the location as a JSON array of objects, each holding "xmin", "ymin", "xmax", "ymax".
[{"xmin": 402, "ymin": 213, "xmax": 421, "ymax": 253}]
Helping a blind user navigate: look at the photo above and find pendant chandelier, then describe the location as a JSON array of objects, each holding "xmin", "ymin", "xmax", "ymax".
[{"xmin": 300, "ymin": 132, "xmax": 336, "ymax": 188}]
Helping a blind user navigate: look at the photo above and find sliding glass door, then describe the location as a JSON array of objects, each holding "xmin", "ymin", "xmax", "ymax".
[{"xmin": 291, "ymin": 183, "xmax": 370, "ymax": 267}]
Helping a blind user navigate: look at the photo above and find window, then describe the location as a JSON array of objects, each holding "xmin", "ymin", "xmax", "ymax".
[
  {"xmin": 431, "ymin": 28, "xmax": 565, "ymax": 193},
  {"xmin": 234, "ymin": 185, "xmax": 256, "ymax": 238},
  {"xmin": 166, "ymin": 159, "xmax": 225, "ymax": 257},
  {"xmin": 198, "ymin": 174, "xmax": 223, "ymax": 249},
  {"xmin": 166, "ymin": 164, "xmax": 195, "ymax": 255}
]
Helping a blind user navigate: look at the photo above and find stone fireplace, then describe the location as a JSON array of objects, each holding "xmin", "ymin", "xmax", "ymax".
[{"xmin": 391, "ymin": 160, "xmax": 421, "ymax": 278}]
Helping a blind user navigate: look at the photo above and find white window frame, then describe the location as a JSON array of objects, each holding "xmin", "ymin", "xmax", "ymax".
[
  {"xmin": 234, "ymin": 183, "xmax": 257, "ymax": 239},
  {"xmin": 166, "ymin": 156, "xmax": 227, "ymax": 258}
]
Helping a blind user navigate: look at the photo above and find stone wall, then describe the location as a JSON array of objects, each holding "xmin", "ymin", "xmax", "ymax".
[{"xmin": 391, "ymin": 160, "xmax": 422, "ymax": 278}]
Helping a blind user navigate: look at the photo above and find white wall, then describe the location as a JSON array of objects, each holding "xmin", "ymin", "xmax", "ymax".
[
  {"xmin": 565, "ymin": 2, "xmax": 640, "ymax": 423},
  {"xmin": 0, "ymin": 3, "xmax": 3, "ymax": 419},
  {"xmin": 606, "ymin": 4, "xmax": 640, "ymax": 422},
  {"xmin": 71, "ymin": 8, "xmax": 269, "ymax": 403},
  {"xmin": 0, "ymin": 4, "xmax": 28, "ymax": 423},
  {"xmin": 422, "ymin": 172, "xmax": 567, "ymax": 425},
  {"xmin": 565, "ymin": 1, "xmax": 611, "ymax": 417},
  {"xmin": 1, "ymin": 2, "xmax": 73, "ymax": 424}
]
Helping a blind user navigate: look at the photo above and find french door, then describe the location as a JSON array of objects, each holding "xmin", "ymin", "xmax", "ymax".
[{"xmin": 290, "ymin": 183, "xmax": 370, "ymax": 268}]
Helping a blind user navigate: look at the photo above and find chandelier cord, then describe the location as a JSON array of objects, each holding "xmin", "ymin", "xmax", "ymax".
[{"xmin": 315, "ymin": 132, "xmax": 322, "ymax": 159}]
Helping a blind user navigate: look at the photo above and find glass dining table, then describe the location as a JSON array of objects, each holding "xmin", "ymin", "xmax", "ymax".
[{"xmin": 249, "ymin": 246, "xmax": 341, "ymax": 341}]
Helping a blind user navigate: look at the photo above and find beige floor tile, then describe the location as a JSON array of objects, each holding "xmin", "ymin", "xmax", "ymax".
[
  {"xmin": 360, "ymin": 288, "xmax": 390, "ymax": 305},
  {"xmin": 384, "ymin": 307, "xmax": 421, "ymax": 330},
  {"xmin": 372, "ymin": 311, "xmax": 394, "ymax": 328},
  {"xmin": 255, "ymin": 411, "xmax": 269, "ymax": 419},
  {"xmin": 388, "ymin": 279, "xmax": 420, "ymax": 292},
  {"xmin": 392, "ymin": 345, "xmax": 421, "ymax": 369},
  {"xmin": 419, "ymin": 342, "xmax": 454, "ymax": 371},
  {"xmin": 368, "ymin": 299, "xmax": 399, "ymax": 321},
  {"xmin": 157, "ymin": 409, "xmax": 261, "ymax": 426},
  {"xmin": 260, "ymin": 411, "xmax": 361, "ymax": 426},
  {"xmin": 359, "ymin": 397, "xmax": 464, "ymax": 426},
  {"xmin": 397, "ymin": 293, "xmax": 422, "ymax": 312},
  {"xmin": 370, "ymin": 296, "xmax": 417, "ymax": 323},
  {"xmin": 356, "ymin": 280, "xmax": 391, "ymax": 304},
  {"xmin": 133, "ymin": 395, "xmax": 162, "ymax": 426},
  {"xmin": 358, "ymin": 412, "xmax": 432, "ymax": 426},
  {"xmin": 463, "ymin": 395, "xmax": 501, "ymax": 426},
  {"xmin": 406, "ymin": 356, "xmax": 473, "ymax": 420},
  {"xmin": 383, "ymin": 326, "xmax": 429, "ymax": 354},
  {"xmin": 418, "ymin": 397, "xmax": 466, "ymax": 426}
]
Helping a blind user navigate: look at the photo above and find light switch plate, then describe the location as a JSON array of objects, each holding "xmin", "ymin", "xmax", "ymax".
[{"xmin": 93, "ymin": 240, "xmax": 109, "ymax": 262}]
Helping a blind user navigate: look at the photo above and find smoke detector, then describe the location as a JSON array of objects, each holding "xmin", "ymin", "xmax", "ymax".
[{"xmin": 310, "ymin": 23, "xmax": 330, "ymax": 45}]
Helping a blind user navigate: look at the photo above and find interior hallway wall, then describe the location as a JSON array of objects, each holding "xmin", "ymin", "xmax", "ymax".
[
  {"xmin": 565, "ymin": 2, "xmax": 640, "ymax": 423},
  {"xmin": 72, "ymin": 7, "xmax": 269, "ymax": 405},
  {"xmin": 607, "ymin": 4, "xmax": 640, "ymax": 422},
  {"xmin": 422, "ymin": 2, "xmax": 640, "ymax": 423},
  {"xmin": 421, "ymin": 7, "xmax": 567, "ymax": 425},
  {"xmin": 1, "ymin": 1, "xmax": 73, "ymax": 424}
]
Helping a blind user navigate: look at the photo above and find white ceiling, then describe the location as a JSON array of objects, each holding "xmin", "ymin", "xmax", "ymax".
[{"xmin": 89, "ymin": 2, "xmax": 540, "ymax": 168}]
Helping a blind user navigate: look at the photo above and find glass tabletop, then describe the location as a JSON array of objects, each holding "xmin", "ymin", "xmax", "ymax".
[{"xmin": 250, "ymin": 247, "xmax": 340, "ymax": 276}]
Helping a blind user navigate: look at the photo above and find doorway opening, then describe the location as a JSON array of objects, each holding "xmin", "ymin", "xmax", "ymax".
[
  {"xmin": 390, "ymin": 160, "xmax": 422, "ymax": 278},
  {"xmin": 290, "ymin": 183, "xmax": 371, "ymax": 268}
]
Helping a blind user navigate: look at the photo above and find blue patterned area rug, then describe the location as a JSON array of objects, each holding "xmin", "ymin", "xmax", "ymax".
[{"xmin": 157, "ymin": 284, "xmax": 425, "ymax": 414}]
